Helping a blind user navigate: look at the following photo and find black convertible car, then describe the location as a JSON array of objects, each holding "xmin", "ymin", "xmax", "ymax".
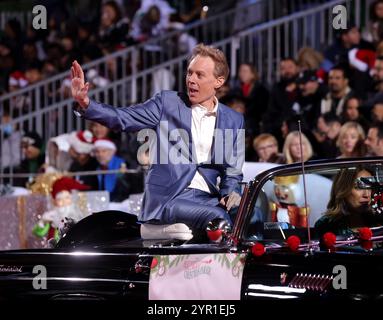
[{"xmin": 1, "ymin": 158, "xmax": 383, "ymax": 302}]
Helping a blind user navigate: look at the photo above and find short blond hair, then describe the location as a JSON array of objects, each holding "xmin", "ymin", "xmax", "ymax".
[
  {"xmin": 253, "ymin": 133, "xmax": 278, "ymax": 150},
  {"xmin": 188, "ymin": 43, "xmax": 230, "ymax": 81}
]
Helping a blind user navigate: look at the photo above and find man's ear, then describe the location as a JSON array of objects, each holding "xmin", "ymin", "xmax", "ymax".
[{"xmin": 215, "ymin": 76, "xmax": 225, "ymax": 89}]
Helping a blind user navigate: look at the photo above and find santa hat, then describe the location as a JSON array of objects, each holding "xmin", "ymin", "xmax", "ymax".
[
  {"xmin": 51, "ymin": 177, "xmax": 90, "ymax": 199},
  {"xmin": 316, "ymin": 68, "xmax": 327, "ymax": 83},
  {"xmin": 348, "ymin": 48, "xmax": 376, "ymax": 72},
  {"xmin": 68, "ymin": 130, "xmax": 94, "ymax": 154},
  {"xmin": 9, "ymin": 71, "xmax": 28, "ymax": 88},
  {"xmin": 93, "ymin": 138, "xmax": 116, "ymax": 151}
]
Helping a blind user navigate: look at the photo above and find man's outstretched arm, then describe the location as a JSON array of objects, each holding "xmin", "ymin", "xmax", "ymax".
[{"xmin": 71, "ymin": 61, "xmax": 162, "ymax": 132}]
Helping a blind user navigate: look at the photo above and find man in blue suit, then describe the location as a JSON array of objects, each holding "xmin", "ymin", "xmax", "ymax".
[{"xmin": 71, "ymin": 44, "xmax": 245, "ymax": 230}]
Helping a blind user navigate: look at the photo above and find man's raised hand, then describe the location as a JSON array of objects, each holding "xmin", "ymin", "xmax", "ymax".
[{"xmin": 71, "ymin": 60, "xmax": 90, "ymax": 109}]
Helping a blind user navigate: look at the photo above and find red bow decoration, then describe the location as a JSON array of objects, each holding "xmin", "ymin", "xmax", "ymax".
[
  {"xmin": 322, "ymin": 232, "xmax": 337, "ymax": 249},
  {"xmin": 207, "ymin": 229, "xmax": 223, "ymax": 242},
  {"xmin": 251, "ymin": 242, "xmax": 265, "ymax": 257},
  {"xmin": 286, "ymin": 235, "xmax": 300, "ymax": 251},
  {"xmin": 150, "ymin": 257, "xmax": 158, "ymax": 269},
  {"xmin": 358, "ymin": 227, "xmax": 372, "ymax": 241}
]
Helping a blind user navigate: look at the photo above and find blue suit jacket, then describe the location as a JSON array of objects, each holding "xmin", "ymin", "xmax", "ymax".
[{"xmin": 80, "ymin": 91, "xmax": 245, "ymax": 222}]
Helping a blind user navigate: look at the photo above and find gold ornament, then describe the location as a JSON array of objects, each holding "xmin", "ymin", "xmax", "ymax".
[
  {"xmin": 274, "ymin": 175, "xmax": 299, "ymax": 185},
  {"xmin": 28, "ymin": 173, "xmax": 63, "ymax": 196}
]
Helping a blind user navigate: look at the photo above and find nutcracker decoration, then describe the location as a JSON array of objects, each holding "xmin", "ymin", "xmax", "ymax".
[{"xmin": 271, "ymin": 175, "xmax": 308, "ymax": 228}]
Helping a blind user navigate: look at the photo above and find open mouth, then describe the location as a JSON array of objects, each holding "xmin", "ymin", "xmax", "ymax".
[{"xmin": 189, "ymin": 88, "xmax": 198, "ymax": 94}]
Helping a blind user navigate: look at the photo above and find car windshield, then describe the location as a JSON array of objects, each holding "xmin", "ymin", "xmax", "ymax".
[{"xmin": 243, "ymin": 161, "xmax": 383, "ymax": 241}]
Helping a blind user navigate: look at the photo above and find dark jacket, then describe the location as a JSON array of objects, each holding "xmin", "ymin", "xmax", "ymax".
[
  {"xmin": 296, "ymin": 83, "xmax": 328, "ymax": 128},
  {"xmin": 69, "ymin": 156, "xmax": 99, "ymax": 190},
  {"xmin": 315, "ymin": 204, "xmax": 383, "ymax": 237},
  {"xmin": 12, "ymin": 153, "xmax": 45, "ymax": 187},
  {"xmin": 262, "ymin": 79, "xmax": 298, "ymax": 141},
  {"xmin": 230, "ymin": 80, "xmax": 269, "ymax": 135}
]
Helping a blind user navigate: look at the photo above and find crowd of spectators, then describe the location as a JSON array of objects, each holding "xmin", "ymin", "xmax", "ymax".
[
  {"xmin": 217, "ymin": 0, "xmax": 383, "ymax": 166},
  {"xmin": 3, "ymin": 0, "xmax": 383, "ymax": 202},
  {"xmin": 0, "ymin": 0, "xmax": 233, "ymax": 96}
]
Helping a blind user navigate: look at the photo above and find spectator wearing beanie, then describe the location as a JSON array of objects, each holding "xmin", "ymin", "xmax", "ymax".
[
  {"xmin": 295, "ymin": 69, "xmax": 328, "ymax": 128},
  {"xmin": 12, "ymin": 131, "xmax": 45, "ymax": 187}
]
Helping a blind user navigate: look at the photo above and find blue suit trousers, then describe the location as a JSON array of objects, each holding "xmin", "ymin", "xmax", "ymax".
[{"xmin": 164, "ymin": 188, "xmax": 231, "ymax": 229}]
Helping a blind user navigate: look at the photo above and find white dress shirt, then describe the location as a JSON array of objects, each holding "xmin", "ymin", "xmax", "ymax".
[{"xmin": 187, "ymin": 97, "xmax": 218, "ymax": 193}]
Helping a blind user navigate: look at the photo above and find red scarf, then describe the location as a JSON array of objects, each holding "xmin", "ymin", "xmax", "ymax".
[{"xmin": 241, "ymin": 83, "xmax": 252, "ymax": 97}]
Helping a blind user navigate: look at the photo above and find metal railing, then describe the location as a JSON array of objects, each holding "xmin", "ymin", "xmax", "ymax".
[
  {"xmin": 0, "ymin": 0, "xmax": 369, "ymax": 180},
  {"xmin": 0, "ymin": 0, "xmax": 334, "ymax": 121},
  {"xmin": 0, "ymin": 10, "xmax": 32, "ymax": 30},
  {"xmin": 0, "ymin": 0, "xmax": 33, "ymax": 30}
]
